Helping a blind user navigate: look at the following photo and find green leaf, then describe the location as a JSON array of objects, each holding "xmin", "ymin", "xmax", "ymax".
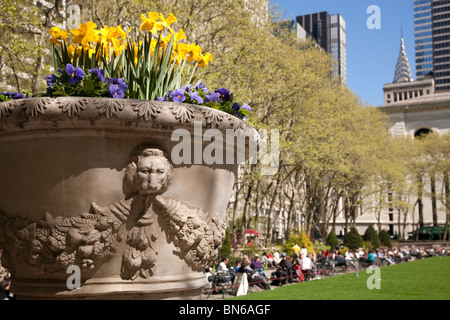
[{"xmin": 84, "ymin": 78, "xmax": 94, "ymax": 92}]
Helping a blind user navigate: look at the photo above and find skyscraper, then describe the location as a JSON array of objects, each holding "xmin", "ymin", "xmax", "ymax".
[
  {"xmin": 432, "ymin": 0, "xmax": 450, "ymax": 92},
  {"xmin": 395, "ymin": 37, "xmax": 414, "ymax": 83},
  {"xmin": 296, "ymin": 11, "xmax": 347, "ymax": 84},
  {"xmin": 414, "ymin": 0, "xmax": 434, "ymax": 79},
  {"xmin": 414, "ymin": 0, "xmax": 450, "ymax": 92}
]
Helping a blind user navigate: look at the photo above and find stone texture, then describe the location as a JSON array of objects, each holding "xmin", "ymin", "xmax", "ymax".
[{"xmin": 0, "ymin": 97, "xmax": 258, "ymax": 299}]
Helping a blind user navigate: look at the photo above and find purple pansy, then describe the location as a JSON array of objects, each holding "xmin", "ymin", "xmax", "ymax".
[
  {"xmin": 205, "ymin": 91, "xmax": 220, "ymax": 103},
  {"xmin": 108, "ymin": 77, "xmax": 128, "ymax": 92},
  {"xmin": 239, "ymin": 103, "xmax": 251, "ymax": 120},
  {"xmin": 88, "ymin": 67, "xmax": 106, "ymax": 82},
  {"xmin": 190, "ymin": 91, "xmax": 203, "ymax": 104},
  {"xmin": 108, "ymin": 84, "xmax": 124, "ymax": 98},
  {"xmin": 65, "ymin": 64, "xmax": 85, "ymax": 85},
  {"xmin": 45, "ymin": 74, "xmax": 57, "ymax": 89},
  {"xmin": 194, "ymin": 82, "xmax": 209, "ymax": 93},
  {"xmin": 181, "ymin": 84, "xmax": 192, "ymax": 93},
  {"xmin": 170, "ymin": 89, "xmax": 186, "ymax": 103},
  {"xmin": 217, "ymin": 88, "xmax": 231, "ymax": 101},
  {"xmin": 157, "ymin": 96, "xmax": 168, "ymax": 101},
  {"xmin": 0, "ymin": 92, "xmax": 25, "ymax": 99}
]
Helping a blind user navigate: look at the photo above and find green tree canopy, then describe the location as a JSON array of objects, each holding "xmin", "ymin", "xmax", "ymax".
[
  {"xmin": 363, "ymin": 224, "xmax": 380, "ymax": 249},
  {"xmin": 343, "ymin": 227, "xmax": 363, "ymax": 251}
]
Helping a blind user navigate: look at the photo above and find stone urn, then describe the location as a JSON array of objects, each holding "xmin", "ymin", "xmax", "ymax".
[{"xmin": 0, "ymin": 97, "xmax": 258, "ymax": 299}]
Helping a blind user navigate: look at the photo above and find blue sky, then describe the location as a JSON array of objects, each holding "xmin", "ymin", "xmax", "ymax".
[{"xmin": 272, "ymin": 0, "xmax": 416, "ymax": 106}]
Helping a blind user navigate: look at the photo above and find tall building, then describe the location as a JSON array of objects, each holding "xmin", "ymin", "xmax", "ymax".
[
  {"xmin": 414, "ymin": 0, "xmax": 434, "ymax": 79},
  {"xmin": 432, "ymin": 0, "xmax": 450, "ymax": 92},
  {"xmin": 395, "ymin": 37, "xmax": 414, "ymax": 83},
  {"xmin": 296, "ymin": 11, "xmax": 347, "ymax": 84},
  {"xmin": 414, "ymin": 0, "xmax": 450, "ymax": 92}
]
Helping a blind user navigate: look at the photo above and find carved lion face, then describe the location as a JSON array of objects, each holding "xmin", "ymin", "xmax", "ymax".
[{"xmin": 133, "ymin": 149, "xmax": 173, "ymax": 196}]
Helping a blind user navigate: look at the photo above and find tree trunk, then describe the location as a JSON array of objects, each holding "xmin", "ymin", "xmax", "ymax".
[
  {"xmin": 444, "ymin": 172, "xmax": 450, "ymax": 241},
  {"xmin": 264, "ymin": 178, "xmax": 281, "ymax": 247},
  {"xmin": 417, "ymin": 176, "xmax": 424, "ymax": 228}
]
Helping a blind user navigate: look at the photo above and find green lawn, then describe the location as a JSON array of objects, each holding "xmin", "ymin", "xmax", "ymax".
[{"xmin": 229, "ymin": 257, "xmax": 450, "ymax": 300}]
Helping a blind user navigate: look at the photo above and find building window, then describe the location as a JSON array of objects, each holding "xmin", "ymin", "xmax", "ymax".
[{"xmin": 414, "ymin": 128, "xmax": 432, "ymax": 138}]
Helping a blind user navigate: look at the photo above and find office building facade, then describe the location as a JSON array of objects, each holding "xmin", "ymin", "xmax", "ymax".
[
  {"xmin": 415, "ymin": 0, "xmax": 434, "ymax": 79},
  {"xmin": 415, "ymin": 0, "xmax": 450, "ymax": 92},
  {"xmin": 296, "ymin": 11, "xmax": 347, "ymax": 84},
  {"xmin": 432, "ymin": 0, "xmax": 450, "ymax": 92}
]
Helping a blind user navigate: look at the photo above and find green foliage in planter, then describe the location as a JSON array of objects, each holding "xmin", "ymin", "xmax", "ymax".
[{"xmin": 343, "ymin": 227, "xmax": 363, "ymax": 251}]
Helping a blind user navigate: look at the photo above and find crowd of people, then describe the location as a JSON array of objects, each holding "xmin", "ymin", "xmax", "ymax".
[
  {"xmin": 204, "ymin": 243, "xmax": 450, "ymax": 296},
  {"xmin": 204, "ymin": 244, "xmax": 323, "ymax": 294}
]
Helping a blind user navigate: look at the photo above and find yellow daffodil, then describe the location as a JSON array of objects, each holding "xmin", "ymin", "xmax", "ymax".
[
  {"xmin": 157, "ymin": 13, "xmax": 177, "ymax": 34},
  {"xmin": 177, "ymin": 43, "xmax": 202, "ymax": 63},
  {"xmin": 174, "ymin": 28, "xmax": 186, "ymax": 41},
  {"xmin": 49, "ymin": 27, "xmax": 70, "ymax": 45},
  {"xmin": 71, "ymin": 21, "xmax": 98, "ymax": 47},
  {"xmin": 97, "ymin": 25, "xmax": 126, "ymax": 59},
  {"xmin": 196, "ymin": 52, "xmax": 212, "ymax": 67},
  {"xmin": 140, "ymin": 12, "xmax": 160, "ymax": 33},
  {"xmin": 130, "ymin": 40, "xmax": 144, "ymax": 66},
  {"xmin": 65, "ymin": 43, "xmax": 77, "ymax": 62}
]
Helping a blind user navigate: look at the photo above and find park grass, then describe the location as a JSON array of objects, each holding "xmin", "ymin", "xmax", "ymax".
[{"xmin": 228, "ymin": 256, "xmax": 450, "ymax": 300}]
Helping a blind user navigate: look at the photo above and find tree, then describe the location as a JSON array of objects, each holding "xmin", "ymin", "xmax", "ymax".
[
  {"xmin": 363, "ymin": 224, "xmax": 380, "ymax": 249},
  {"xmin": 378, "ymin": 229, "xmax": 392, "ymax": 248},
  {"xmin": 326, "ymin": 229, "xmax": 339, "ymax": 250},
  {"xmin": 0, "ymin": 0, "xmax": 60, "ymax": 94},
  {"xmin": 343, "ymin": 227, "xmax": 363, "ymax": 251},
  {"xmin": 219, "ymin": 227, "xmax": 232, "ymax": 260},
  {"xmin": 283, "ymin": 230, "xmax": 315, "ymax": 256}
]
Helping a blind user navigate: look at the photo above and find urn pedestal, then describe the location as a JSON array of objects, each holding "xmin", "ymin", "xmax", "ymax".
[{"xmin": 0, "ymin": 97, "xmax": 258, "ymax": 299}]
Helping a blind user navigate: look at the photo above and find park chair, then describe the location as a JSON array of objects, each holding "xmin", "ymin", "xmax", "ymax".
[{"xmin": 213, "ymin": 270, "xmax": 234, "ymax": 296}]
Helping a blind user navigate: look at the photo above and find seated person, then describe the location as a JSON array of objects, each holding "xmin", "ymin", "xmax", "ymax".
[
  {"xmin": 238, "ymin": 261, "xmax": 270, "ymax": 290},
  {"xmin": 292, "ymin": 260, "xmax": 304, "ymax": 283},
  {"xmin": 278, "ymin": 253, "xmax": 293, "ymax": 284},
  {"xmin": 250, "ymin": 254, "xmax": 265, "ymax": 276},
  {"xmin": 271, "ymin": 266, "xmax": 287, "ymax": 286},
  {"xmin": 204, "ymin": 267, "xmax": 215, "ymax": 283},
  {"xmin": 301, "ymin": 254, "xmax": 313, "ymax": 280},
  {"xmin": 217, "ymin": 257, "xmax": 235, "ymax": 283},
  {"xmin": 234, "ymin": 260, "xmax": 242, "ymax": 273},
  {"xmin": 261, "ymin": 252, "xmax": 271, "ymax": 268}
]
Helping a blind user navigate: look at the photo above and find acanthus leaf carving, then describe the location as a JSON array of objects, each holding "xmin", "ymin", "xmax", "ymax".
[
  {"xmin": 170, "ymin": 104, "xmax": 195, "ymax": 125},
  {"xmin": 0, "ymin": 100, "xmax": 18, "ymax": 122},
  {"xmin": 132, "ymin": 101, "xmax": 162, "ymax": 121},
  {"xmin": 202, "ymin": 108, "xmax": 223, "ymax": 128},
  {"xmin": 57, "ymin": 97, "xmax": 89, "ymax": 118},
  {"xmin": 23, "ymin": 97, "xmax": 53, "ymax": 119},
  {"xmin": 96, "ymin": 99, "xmax": 125, "ymax": 119}
]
